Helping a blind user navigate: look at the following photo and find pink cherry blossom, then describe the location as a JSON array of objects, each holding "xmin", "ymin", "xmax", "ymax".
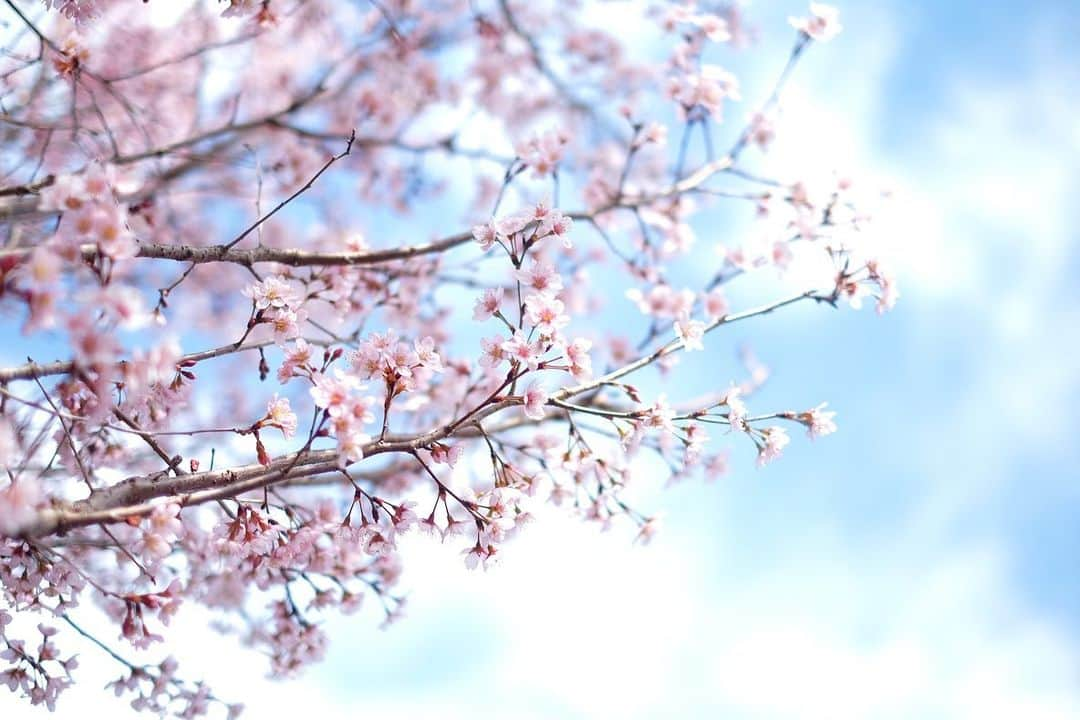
[
  {"xmin": 756, "ymin": 427, "xmax": 791, "ymax": 466},
  {"xmin": 564, "ymin": 337, "xmax": 593, "ymax": 380},
  {"xmin": 799, "ymin": 403, "xmax": 838, "ymax": 439},
  {"xmin": 279, "ymin": 338, "xmax": 314, "ymax": 383},
  {"xmin": 703, "ymin": 289, "xmax": 730, "ymax": 321},
  {"xmin": 0, "ymin": 3, "xmax": 892, "ymax": 712},
  {"xmin": 15, "ymin": 248, "xmax": 62, "ymax": 291},
  {"xmin": 789, "ymin": 3, "xmax": 842, "ymax": 42},
  {"xmin": 265, "ymin": 396, "xmax": 298, "ymax": 439},
  {"xmin": 139, "ymin": 503, "xmax": 183, "ymax": 560},
  {"xmin": 242, "ymin": 276, "xmax": 301, "ymax": 311},
  {"xmin": 538, "ymin": 211, "xmax": 574, "ymax": 248},
  {"xmin": 522, "ymin": 381, "xmax": 549, "ymax": 421},
  {"xmin": 0, "ymin": 480, "xmax": 40, "ymax": 537},
  {"xmin": 514, "ymin": 260, "xmax": 563, "ymax": 296},
  {"xmin": 501, "ymin": 331, "xmax": 545, "ymax": 371},
  {"xmin": 516, "ymin": 129, "xmax": 568, "ymax": 177},
  {"xmin": 674, "ymin": 314, "xmax": 707, "ymax": 351},
  {"xmin": 310, "ymin": 372, "xmax": 361, "ymax": 417},
  {"xmin": 268, "ymin": 308, "xmax": 306, "ymax": 343},
  {"xmin": 524, "ymin": 293, "xmax": 570, "ymax": 335},
  {"xmin": 414, "ymin": 337, "xmax": 443, "ymax": 372},
  {"xmin": 480, "ymin": 336, "xmax": 509, "ymax": 369},
  {"xmin": 472, "ymin": 223, "xmax": 497, "ymax": 251},
  {"xmin": 473, "ymin": 288, "xmax": 504, "ymax": 321}
]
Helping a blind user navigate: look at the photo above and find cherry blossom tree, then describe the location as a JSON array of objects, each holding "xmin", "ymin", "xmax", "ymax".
[{"xmin": 0, "ymin": 0, "xmax": 893, "ymax": 715}]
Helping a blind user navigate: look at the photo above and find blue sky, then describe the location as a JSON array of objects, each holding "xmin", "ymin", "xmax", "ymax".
[{"xmin": 3, "ymin": 0, "xmax": 1079, "ymax": 718}]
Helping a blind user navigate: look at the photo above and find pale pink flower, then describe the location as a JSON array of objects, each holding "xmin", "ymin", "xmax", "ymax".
[
  {"xmin": 642, "ymin": 122, "xmax": 668, "ymax": 146},
  {"xmin": 92, "ymin": 204, "xmax": 138, "ymax": 259},
  {"xmin": 124, "ymin": 339, "xmax": 180, "ymax": 396},
  {"xmin": 694, "ymin": 13, "xmax": 731, "ymax": 42},
  {"xmin": 349, "ymin": 344, "xmax": 383, "ymax": 379},
  {"xmin": 721, "ymin": 386, "xmax": 748, "ymax": 431},
  {"xmin": 800, "ymin": 403, "xmax": 837, "ymax": 439},
  {"xmin": 392, "ymin": 501, "xmax": 419, "ymax": 534},
  {"xmin": 0, "ymin": 479, "xmax": 40, "ymax": 537},
  {"xmin": 16, "ymin": 247, "xmax": 62, "ymax": 291},
  {"xmin": 334, "ymin": 428, "xmax": 371, "ymax": 466},
  {"xmin": 757, "ymin": 427, "xmax": 790, "ymax": 466},
  {"xmin": 279, "ymin": 338, "xmax": 314, "ymax": 382},
  {"xmin": 81, "ymin": 162, "xmax": 118, "ymax": 200},
  {"xmin": 38, "ymin": 172, "xmax": 88, "ymax": 212},
  {"xmin": 268, "ymin": 307, "xmax": 306, "ymax": 342},
  {"xmin": 789, "ymin": 3, "xmax": 842, "ymax": 42},
  {"xmin": 642, "ymin": 394, "xmax": 676, "ymax": 433},
  {"xmin": 532, "ymin": 198, "xmax": 552, "ymax": 222},
  {"xmin": 140, "ymin": 503, "xmax": 182, "ymax": 560},
  {"xmin": 877, "ymin": 281, "xmax": 900, "ymax": 315},
  {"xmin": 414, "ymin": 336, "xmax": 443, "ymax": 372},
  {"xmin": 668, "ymin": 65, "xmax": 740, "ymax": 118},
  {"xmin": 493, "ymin": 210, "xmax": 531, "ymax": 239},
  {"xmin": 516, "ymin": 128, "xmax": 568, "ymax": 177},
  {"xmin": 522, "ymin": 381, "xmax": 548, "ymax": 420},
  {"xmin": 266, "ymin": 395, "xmax": 298, "ymax": 438},
  {"xmin": 703, "ymin": 288, "xmax": 729, "ymax": 321},
  {"xmin": 68, "ymin": 314, "xmax": 120, "ymax": 366},
  {"xmin": 92, "ymin": 284, "xmax": 149, "ymax": 329},
  {"xmin": 524, "ymin": 293, "xmax": 569, "ymax": 335},
  {"xmin": 836, "ymin": 272, "xmax": 868, "ymax": 310},
  {"xmin": 243, "ymin": 276, "xmax": 301, "ymax": 311},
  {"xmin": 429, "ymin": 444, "xmax": 463, "ymax": 467},
  {"xmin": 514, "ymin": 260, "xmax": 563, "ymax": 296},
  {"xmin": 344, "ymin": 395, "xmax": 376, "ymax": 426},
  {"xmin": 501, "ymin": 331, "xmax": 544, "ymax": 370},
  {"xmin": 52, "ymin": 32, "xmax": 90, "ymax": 76},
  {"xmin": 472, "ymin": 222, "xmax": 497, "ymax": 251},
  {"xmin": 386, "ymin": 341, "xmax": 418, "ymax": 378},
  {"xmin": 309, "ymin": 372, "xmax": 361, "ymax": 416},
  {"xmin": 479, "ymin": 335, "xmax": 508, "ymax": 368},
  {"xmin": 703, "ymin": 451, "xmax": 731, "ymax": 481},
  {"xmin": 868, "ymin": 260, "xmax": 900, "ymax": 314},
  {"xmin": 473, "ymin": 287, "xmax": 504, "ymax": 321},
  {"xmin": 674, "ymin": 314, "xmax": 706, "ymax": 351},
  {"xmin": 748, "ymin": 111, "xmax": 776, "ymax": 150},
  {"xmin": 462, "ymin": 543, "xmax": 486, "ymax": 570},
  {"xmin": 564, "ymin": 337, "xmax": 593, "ymax": 380},
  {"xmin": 626, "ymin": 284, "xmax": 694, "ymax": 319},
  {"xmin": 538, "ymin": 210, "xmax": 574, "ymax": 248}
]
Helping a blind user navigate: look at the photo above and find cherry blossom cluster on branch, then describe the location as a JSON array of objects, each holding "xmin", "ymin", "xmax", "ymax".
[{"xmin": 0, "ymin": 0, "xmax": 891, "ymax": 716}]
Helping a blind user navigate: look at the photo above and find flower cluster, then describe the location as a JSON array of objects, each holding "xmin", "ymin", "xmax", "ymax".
[
  {"xmin": 0, "ymin": 1, "xmax": 891, "ymax": 715},
  {"xmin": 472, "ymin": 200, "xmax": 575, "ymax": 253},
  {"xmin": 38, "ymin": 164, "xmax": 137, "ymax": 261},
  {"xmin": 0, "ymin": 620, "xmax": 76, "ymax": 711},
  {"xmin": 42, "ymin": 1, "xmax": 103, "ymax": 26},
  {"xmin": 667, "ymin": 64, "xmax": 741, "ymax": 119},
  {"xmin": 516, "ymin": 129, "xmax": 569, "ymax": 177},
  {"xmin": 309, "ymin": 372, "xmax": 374, "ymax": 465},
  {"xmin": 349, "ymin": 330, "xmax": 443, "ymax": 392},
  {"xmin": 661, "ymin": 5, "xmax": 733, "ymax": 43},
  {"xmin": 242, "ymin": 276, "xmax": 307, "ymax": 343}
]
